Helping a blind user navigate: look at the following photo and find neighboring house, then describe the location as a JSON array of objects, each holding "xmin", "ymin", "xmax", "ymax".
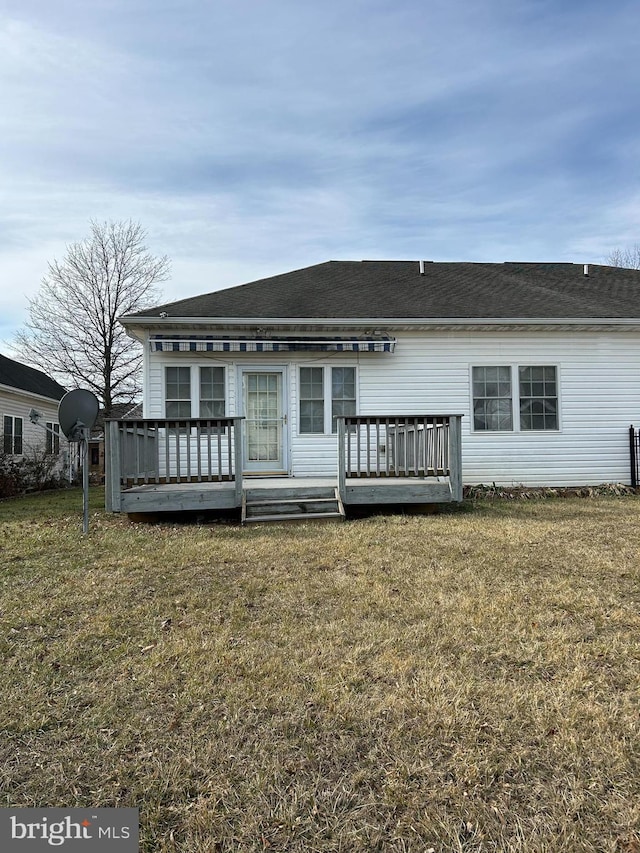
[
  {"xmin": 107, "ymin": 261, "xmax": 640, "ymax": 519},
  {"xmin": 0, "ymin": 353, "xmax": 68, "ymax": 468},
  {"xmin": 88, "ymin": 403, "xmax": 142, "ymax": 481}
]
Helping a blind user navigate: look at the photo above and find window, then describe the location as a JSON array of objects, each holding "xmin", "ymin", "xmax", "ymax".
[
  {"xmin": 472, "ymin": 366, "xmax": 513, "ymax": 431},
  {"xmin": 472, "ymin": 365, "xmax": 559, "ymax": 432},
  {"xmin": 331, "ymin": 367, "xmax": 356, "ymax": 432},
  {"xmin": 519, "ymin": 366, "xmax": 558, "ymax": 430},
  {"xmin": 298, "ymin": 366, "xmax": 357, "ymax": 434},
  {"xmin": 199, "ymin": 366, "xmax": 225, "ymax": 418},
  {"xmin": 3, "ymin": 415, "xmax": 23, "ymax": 455},
  {"xmin": 165, "ymin": 366, "xmax": 191, "ymax": 417},
  {"xmin": 46, "ymin": 422, "xmax": 61, "ymax": 454},
  {"xmin": 299, "ymin": 367, "xmax": 324, "ymax": 433},
  {"xmin": 165, "ymin": 366, "xmax": 226, "ymax": 418}
]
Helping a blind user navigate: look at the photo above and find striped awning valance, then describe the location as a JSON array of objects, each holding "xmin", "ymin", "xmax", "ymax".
[{"xmin": 150, "ymin": 335, "xmax": 396, "ymax": 353}]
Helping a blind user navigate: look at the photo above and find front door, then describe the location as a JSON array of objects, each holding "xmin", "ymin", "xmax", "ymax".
[{"xmin": 241, "ymin": 369, "xmax": 287, "ymax": 474}]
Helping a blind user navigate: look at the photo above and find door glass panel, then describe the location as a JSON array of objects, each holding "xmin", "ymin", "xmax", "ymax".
[{"xmin": 244, "ymin": 372, "xmax": 283, "ymax": 466}]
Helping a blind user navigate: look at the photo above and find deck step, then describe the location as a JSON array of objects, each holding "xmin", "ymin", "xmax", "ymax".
[
  {"xmin": 247, "ymin": 497, "xmax": 338, "ymax": 506},
  {"xmin": 244, "ymin": 486, "xmax": 337, "ymax": 502},
  {"xmin": 243, "ymin": 511, "xmax": 344, "ymax": 524},
  {"xmin": 241, "ymin": 487, "xmax": 345, "ymax": 524}
]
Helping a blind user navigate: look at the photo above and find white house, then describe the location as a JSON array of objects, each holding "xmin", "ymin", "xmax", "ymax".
[
  {"xmin": 0, "ymin": 353, "xmax": 68, "ymax": 467},
  {"xmin": 108, "ymin": 261, "xmax": 640, "ymax": 519}
]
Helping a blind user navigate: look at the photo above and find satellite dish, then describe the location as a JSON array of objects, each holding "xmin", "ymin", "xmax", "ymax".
[{"xmin": 58, "ymin": 389, "xmax": 99, "ymax": 441}]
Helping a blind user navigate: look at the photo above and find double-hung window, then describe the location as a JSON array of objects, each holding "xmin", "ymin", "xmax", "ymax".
[
  {"xmin": 518, "ymin": 366, "xmax": 558, "ymax": 430},
  {"xmin": 3, "ymin": 415, "xmax": 23, "ymax": 455},
  {"xmin": 165, "ymin": 366, "xmax": 226, "ymax": 418},
  {"xmin": 199, "ymin": 366, "xmax": 225, "ymax": 418},
  {"xmin": 472, "ymin": 366, "xmax": 513, "ymax": 431},
  {"xmin": 299, "ymin": 366, "xmax": 356, "ymax": 434},
  {"xmin": 299, "ymin": 367, "xmax": 324, "ymax": 433},
  {"xmin": 331, "ymin": 367, "xmax": 356, "ymax": 432},
  {"xmin": 46, "ymin": 422, "xmax": 61, "ymax": 454},
  {"xmin": 165, "ymin": 366, "xmax": 192, "ymax": 418},
  {"xmin": 472, "ymin": 365, "xmax": 558, "ymax": 431}
]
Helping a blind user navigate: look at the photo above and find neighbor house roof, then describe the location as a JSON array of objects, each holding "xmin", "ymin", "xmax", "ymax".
[
  {"xmin": 123, "ymin": 261, "xmax": 640, "ymax": 323},
  {"xmin": 0, "ymin": 354, "xmax": 66, "ymax": 401},
  {"xmin": 91, "ymin": 402, "xmax": 142, "ymax": 439}
]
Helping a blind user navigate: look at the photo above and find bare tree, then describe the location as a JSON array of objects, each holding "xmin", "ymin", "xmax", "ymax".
[
  {"xmin": 14, "ymin": 220, "xmax": 169, "ymax": 414},
  {"xmin": 607, "ymin": 245, "xmax": 640, "ymax": 269}
]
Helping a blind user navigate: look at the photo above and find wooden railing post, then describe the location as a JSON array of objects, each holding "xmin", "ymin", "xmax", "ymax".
[
  {"xmin": 234, "ymin": 418, "xmax": 244, "ymax": 505},
  {"xmin": 448, "ymin": 415, "xmax": 463, "ymax": 501},
  {"xmin": 104, "ymin": 420, "xmax": 122, "ymax": 512},
  {"xmin": 337, "ymin": 417, "xmax": 346, "ymax": 501}
]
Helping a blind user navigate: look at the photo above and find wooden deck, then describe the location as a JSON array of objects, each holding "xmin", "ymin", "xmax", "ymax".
[
  {"xmin": 117, "ymin": 475, "xmax": 455, "ymax": 514},
  {"xmin": 105, "ymin": 414, "xmax": 463, "ymax": 518}
]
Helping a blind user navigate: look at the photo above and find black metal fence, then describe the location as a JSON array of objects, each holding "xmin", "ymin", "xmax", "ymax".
[{"xmin": 630, "ymin": 425, "xmax": 640, "ymax": 489}]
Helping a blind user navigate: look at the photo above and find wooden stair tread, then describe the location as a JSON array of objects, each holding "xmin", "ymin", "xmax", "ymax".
[
  {"xmin": 244, "ymin": 511, "xmax": 344, "ymax": 523},
  {"xmin": 245, "ymin": 497, "xmax": 337, "ymax": 506},
  {"xmin": 241, "ymin": 487, "xmax": 345, "ymax": 524}
]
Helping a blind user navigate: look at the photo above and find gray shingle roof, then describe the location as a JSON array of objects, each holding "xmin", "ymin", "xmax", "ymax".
[
  {"xmin": 126, "ymin": 261, "xmax": 640, "ymax": 322},
  {"xmin": 0, "ymin": 354, "xmax": 67, "ymax": 400}
]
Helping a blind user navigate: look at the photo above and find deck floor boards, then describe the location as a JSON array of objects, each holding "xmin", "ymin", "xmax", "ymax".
[
  {"xmin": 122, "ymin": 475, "xmax": 446, "ymax": 494},
  {"xmin": 118, "ymin": 476, "xmax": 453, "ymax": 514}
]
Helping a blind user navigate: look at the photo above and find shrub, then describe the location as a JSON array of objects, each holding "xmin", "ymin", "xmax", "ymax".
[{"xmin": 0, "ymin": 443, "xmax": 68, "ymax": 498}]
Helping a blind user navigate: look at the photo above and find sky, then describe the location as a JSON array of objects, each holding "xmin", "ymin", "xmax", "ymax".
[{"xmin": 1, "ymin": 0, "xmax": 640, "ymax": 347}]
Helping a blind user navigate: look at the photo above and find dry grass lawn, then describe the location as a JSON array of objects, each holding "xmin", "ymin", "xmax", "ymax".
[{"xmin": 0, "ymin": 488, "xmax": 639, "ymax": 852}]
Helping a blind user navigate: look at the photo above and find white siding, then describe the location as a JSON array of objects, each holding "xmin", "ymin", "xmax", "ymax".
[
  {"xmin": 0, "ymin": 386, "xmax": 69, "ymax": 469},
  {"xmin": 144, "ymin": 329, "xmax": 640, "ymax": 486}
]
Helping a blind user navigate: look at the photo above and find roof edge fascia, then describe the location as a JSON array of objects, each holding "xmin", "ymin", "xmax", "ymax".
[
  {"xmin": 121, "ymin": 316, "xmax": 640, "ymax": 329},
  {"xmin": 0, "ymin": 382, "xmax": 65, "ymax": 404}
]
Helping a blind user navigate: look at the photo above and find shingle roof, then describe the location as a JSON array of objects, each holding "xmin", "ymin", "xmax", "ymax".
[
  {"xmin": 0, "ymin": 354, "xmax": 67, "ymax": 400},
  {"xmin": 125, "ymin": 261, "xmax": 640, "ymax": 322},
  {"xmin": 91, "ymin": 402, "xmax": 142, "ymax": 438}
]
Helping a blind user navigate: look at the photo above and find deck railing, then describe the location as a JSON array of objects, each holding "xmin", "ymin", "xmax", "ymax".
[
  {"xmin": 337, "ymin": 414, "xmax": 463, "ymax": 500},
  {"xmin": 105, "ymin": 417, "xmax": 243, "ymax": 511}
]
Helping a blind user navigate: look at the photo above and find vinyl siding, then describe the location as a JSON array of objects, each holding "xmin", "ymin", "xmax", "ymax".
[
  {"xmin": 0, "ymin": 386, "xmax": 68, "ymax": 464},
  {"xmin": 144, "ymin": 329, "xmax": 640, "ymax": 486}
]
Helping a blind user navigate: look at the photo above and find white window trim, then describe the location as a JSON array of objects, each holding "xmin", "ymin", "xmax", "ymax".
[
  {"xmin": 470, "ymin": 364, "xmax": 561, "ymax": 433},
  {"xmin": 198, "ymin": 364, "xmax": 227, "ymax": 419},
  {"xmin": 164, "ymin": 364, "xmax": 192, "ymax": 418},
  {"xmin": 298, "ymin": 365, "xmax": 325, "ymax": 435},
  {"xmin": 3, "ymin": 414, "xmax": 24, "ymax": 455},
  {"xmin": 46, "ymin": 422, "xmax": 61, "ymax": 455},
  {"xmin": 163, "ymin": 363, "xmax": 228, "ymax": 418},
  {"xmin": 297, "ymin": 364, "xmax": 358, "ymax": 436}
]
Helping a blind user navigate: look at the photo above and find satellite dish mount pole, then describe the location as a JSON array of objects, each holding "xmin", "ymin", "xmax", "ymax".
[
  {"xmin": 58, "ymin": 390, "xmax": 99, "ymax": 536},
  {"xmin": 80, "ymin": 422, "xmax": 90, "ymax": 535},
  {"xmin": 68, "ymin": 418, "xmax": 90, "ymax": 534}
]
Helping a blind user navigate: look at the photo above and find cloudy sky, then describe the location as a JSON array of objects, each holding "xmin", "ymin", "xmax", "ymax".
[{"xmin": 1, "ymin": 0, "xmax": 639, "ymax": 345}]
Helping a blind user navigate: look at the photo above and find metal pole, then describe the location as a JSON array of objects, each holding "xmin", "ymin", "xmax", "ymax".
[{"xmin": 82, "ymin": 428, "xmax": 89, "ymax": 535}]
